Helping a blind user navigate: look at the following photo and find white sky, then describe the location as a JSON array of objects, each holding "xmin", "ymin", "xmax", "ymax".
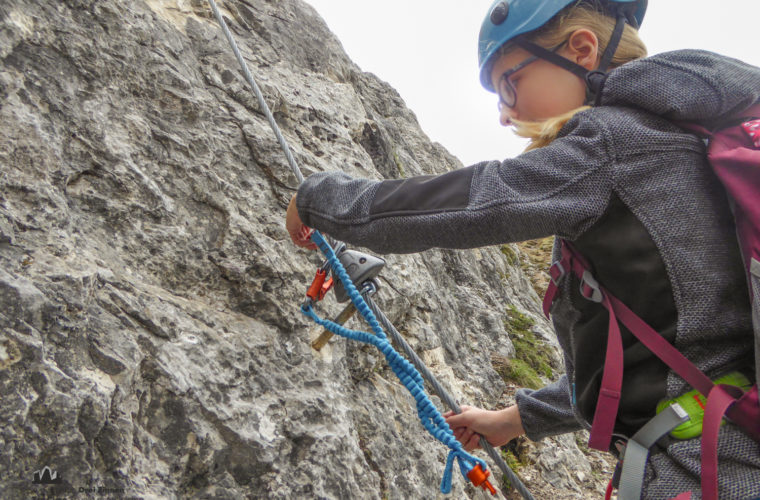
[{"xmin": 304, "ymin": 0, "xmax": 760, "ymax": 166}]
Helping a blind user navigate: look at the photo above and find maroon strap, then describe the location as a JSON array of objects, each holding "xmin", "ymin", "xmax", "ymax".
[
  {"xmin": 544, "ymin": 242, "xmax": 760, "ymax": 500},
  {"xmin": 542, "ymin": 266, "xmax": 563, "ymax": 318},
  {"xmin": 726, "ymin": 386, "xmax": 760, "ymax": 442},
  {"xmin": 543, "ymin": 243, "xmax": 574, "ymax": 318},
  {"xmin": 544, "ymin": 240, "xmax": 717, "ymax": 452},
  {"xmin": 545, "ymin": 242, "xmax": 625, "ymax": 451},
  {"xmin": 678, "ymin": 121, "xmax": 712, "ymax": 138},
  {"xmin": 605, "ymin": 478, "xmax": 615, "ymax": 500},
  {"xmin": 678, "ymin": 103, "xmax": 760, "ymax": 138},
  {"xmin": 700, "ymin": 385, "xmax": 743, "ymax": 500},
  {"xmin": 588, "ymin": 292, "xmax": 624, "ymax": 451},
  {"xmin": 607, "ymin": 294, "xmax": 715, "ymax": 397},
  {"xmin": 746, "ymin": 103, "xmax": 760, "ymax": 117}
]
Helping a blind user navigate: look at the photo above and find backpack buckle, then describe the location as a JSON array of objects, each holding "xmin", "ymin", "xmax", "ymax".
[
  {"xmin": 580, "ymin": 270, "xmax": 603, "ymax": 303},
  {"xmin": 549, "ymin": 261, "xmax": 566, "ymax": 286}
]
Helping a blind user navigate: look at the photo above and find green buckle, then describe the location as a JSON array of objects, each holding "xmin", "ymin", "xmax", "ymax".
[{"xmin": 655, "ymin": 371, "xmax": 752, "ymax": 440}]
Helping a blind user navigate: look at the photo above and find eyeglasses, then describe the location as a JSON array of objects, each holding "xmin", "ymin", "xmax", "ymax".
[
  {"xmin": 496, "ymin": 42, "xmax": 566, "ymax": 111},
  {"xmin": 496, "ymin": 55, "xmax": 540, "ymax": 110}
]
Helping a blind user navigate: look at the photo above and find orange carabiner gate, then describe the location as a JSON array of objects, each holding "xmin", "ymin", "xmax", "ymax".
[{"xmin": 306, "ymin": 269, "xmax": 334, "ymax": 302}]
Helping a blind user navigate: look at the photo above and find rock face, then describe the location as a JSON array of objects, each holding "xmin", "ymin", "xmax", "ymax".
[{"xmin": 0, "ymin": 1, "xmax": 610, "ymax": 498}]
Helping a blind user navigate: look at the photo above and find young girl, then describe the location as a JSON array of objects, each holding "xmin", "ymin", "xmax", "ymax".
[{"xmin": 286, "ymin": 0, "xmax": 760, "ymax": 497}]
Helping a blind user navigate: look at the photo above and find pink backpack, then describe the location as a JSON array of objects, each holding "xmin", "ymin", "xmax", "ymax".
[{"xmin": 543, "ymin": 103, "xmax": 760, "ymax": 500}]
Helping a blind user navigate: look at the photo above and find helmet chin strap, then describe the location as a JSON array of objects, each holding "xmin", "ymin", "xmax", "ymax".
[{"xmin": 512, "ymin": 11, "xmax": 628, "ymax": 106}]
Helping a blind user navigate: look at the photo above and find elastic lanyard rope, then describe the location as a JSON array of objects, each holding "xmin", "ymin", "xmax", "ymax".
[
  {"xmin": 302, "ymin": 231, "xmax": 488, "ymax": 493},
  {"xmin": 205, "ymin": 1, "xmax": 534, "ymax": 498},
  {"xmin": 366, "ymin": 294, "xmax": 535, "ymax": 500}
]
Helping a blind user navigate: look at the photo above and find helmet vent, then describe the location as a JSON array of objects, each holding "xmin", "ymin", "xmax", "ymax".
[{"xmin": 490, "ymin": 2, "xmax": 509, "ymax": 26}]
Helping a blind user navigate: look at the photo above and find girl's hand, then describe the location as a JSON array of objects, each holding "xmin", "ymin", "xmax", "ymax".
[
  {"xmin": 286, "ymin": 194, "xmax": 317, "ymax": 250},
  {"xmin": 443, "ymin": 405, "xmax": 526, "ymax": 452}
]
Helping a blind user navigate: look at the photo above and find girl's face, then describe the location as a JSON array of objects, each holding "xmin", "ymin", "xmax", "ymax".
[{"xmin": 490, "ymin": 30, "xmax": 598, "ymax": 126}]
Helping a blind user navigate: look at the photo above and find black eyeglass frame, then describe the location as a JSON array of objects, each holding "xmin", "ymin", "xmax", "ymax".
[
  {"xmin": 496, "ymin": 41, "xmax": 567, "ymax": 111},
  {"xmin": 496, "ymin": 55, "xmax": 540, "ymax": 110}
]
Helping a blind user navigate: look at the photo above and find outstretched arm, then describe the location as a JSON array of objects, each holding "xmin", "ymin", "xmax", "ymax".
[{"xmin": 295, "ymin": 112, "xmax": 613, "ymax": 254}]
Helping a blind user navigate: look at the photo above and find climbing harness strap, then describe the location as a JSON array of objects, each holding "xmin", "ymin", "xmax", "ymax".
[
  {"xmin": 543, "ymin": 241, "xmax": 624, "ymax": 452},
  {"xmin": 544, "ymin": 239, "xmax": 760, "ymax": 500},
  {"xmin": 615, "ymin": 404, "xmax": 689, "ymax": 500},
  {"xmin": 302, "ymin": 231, "xmax": 494, "ymax": 495}
]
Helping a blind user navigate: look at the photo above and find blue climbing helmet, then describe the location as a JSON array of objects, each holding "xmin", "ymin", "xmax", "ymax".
[{"xmin": 478, "ymin": 0, "xmax": 647, "ymax": 95}]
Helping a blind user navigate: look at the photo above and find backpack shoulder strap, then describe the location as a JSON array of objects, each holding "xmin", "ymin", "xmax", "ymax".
[{"xmin": 679, "ymin": 103, "xmax": 760, "ymax": 137}]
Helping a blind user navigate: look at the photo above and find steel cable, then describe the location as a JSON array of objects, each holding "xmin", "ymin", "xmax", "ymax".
[{"xmin": 205, "ymin": 1, "xmax": 534, "ymax": 497}]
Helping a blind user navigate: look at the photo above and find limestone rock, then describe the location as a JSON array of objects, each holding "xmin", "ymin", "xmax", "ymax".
[{"xmin": 0, "ymin": 1, "xmax": 609, "ymax": 498}]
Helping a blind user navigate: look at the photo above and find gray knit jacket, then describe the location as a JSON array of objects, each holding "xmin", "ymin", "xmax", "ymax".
[{"xmin": 296, "ymin": 50, "xmax": 760, "ymax": 443}]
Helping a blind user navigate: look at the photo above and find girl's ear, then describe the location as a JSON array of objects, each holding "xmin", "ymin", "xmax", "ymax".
[{"xmin": 566, "ymin": 29, "xmax": 599, "ymax": 71}]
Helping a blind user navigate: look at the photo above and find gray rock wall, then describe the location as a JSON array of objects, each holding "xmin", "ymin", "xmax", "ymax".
[{"xmin": 0, "ymin": 1, "xmax": 609, "ymax": 498}]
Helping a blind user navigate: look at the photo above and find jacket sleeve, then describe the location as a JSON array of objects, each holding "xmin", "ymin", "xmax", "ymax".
[
  {"xmin": 296, "ymin": 112, "xmax": 613, "ymax": 254},
  {"xmin": 515, "ymin": 374, "xmax": 585, "ymax": 440},
  {"xmin": 602, "ymin": 50, "xmax": 760, "ymax": 122}
]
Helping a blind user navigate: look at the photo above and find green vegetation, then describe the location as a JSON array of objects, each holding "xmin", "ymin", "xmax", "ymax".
[
  {"xmin": 500, "ymin": 245, "xmax": 519, "ymax": 266},
  {"xmin": 499, "ymin": 447, "xmax": 529, "ymax": 493},
  {"xmin": 392, "ymin": 148, "xmax": 405, "ymax": 178},
  {"xmin": 575, "ymin": 432, "xmax": 590, "ymax": 454},
  {"xmin": 507, "ymin": 305, "xmax": 554, "ymax": 379},
  {"xmin": 493, "ymin": 305, "xmax": 555, "ymax": 389},
  {"xmin": 502, "ymin": 448, "xmax": 522, "ymax": 471},
  {"xmin": 497, "ymin": 358, "xmax": 543, "ymax": 390},
  {"xmin": 505, "ymin": 304, "xmax": 534, "ymax": 332}
]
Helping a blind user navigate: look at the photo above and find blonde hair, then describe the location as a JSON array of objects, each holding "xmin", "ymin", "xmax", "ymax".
[{"xmin": 499, "ymin": 1, "xmax": 648, "ymax": 150}]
